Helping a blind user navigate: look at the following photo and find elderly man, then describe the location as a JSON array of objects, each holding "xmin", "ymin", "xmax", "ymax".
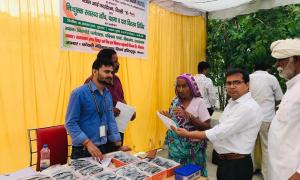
[
  {"xmin": 268, "ymin": 39, "xmax": 300, "ymax": 180},
  {"xmin": 194, "ymin": 61, "xmax": 218, "ymax": 165},
  {"xmin": 172, "ymin": 68, "xmax": 263, "ymax": 180}
]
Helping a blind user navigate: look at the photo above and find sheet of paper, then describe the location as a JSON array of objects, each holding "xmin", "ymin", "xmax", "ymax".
[
  {"xmin": 0, "ymin": 167, "xmax": 37, "ymax": 180},
  {"xmin": 115, "ymin": 102, "xmax": 135, "ymax": 133},
  {"xmin": 100, "ymin": 157, "xmax": 112, "ymax": 167},
  {"xmin": 156, "ymin": 111, "xmax": 177, "ymax": 129}
]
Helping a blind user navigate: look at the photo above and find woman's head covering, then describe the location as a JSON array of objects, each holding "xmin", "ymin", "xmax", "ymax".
[
  {"xmin": 176, "ymin": 73, "xmax": 201, "ymax": 97},
  {"xmin": 271, "ymin": 38, "xmax": 300, "ymax": 59}
]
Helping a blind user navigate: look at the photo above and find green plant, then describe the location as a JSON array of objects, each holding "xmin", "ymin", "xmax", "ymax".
[{"xmin": 207, "ymin": 4, "xmax": 300, "ymax": 110}]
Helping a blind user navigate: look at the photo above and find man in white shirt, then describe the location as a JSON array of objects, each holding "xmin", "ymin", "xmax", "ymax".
[
  {"xmin": 172, "ymin": 68, "xmax": 263, "ymax": 180},
  {"xmin": 268, "ymin": 38, "xmax": 300, "ymax": 180},
  {"xmin": 194, "ymin": 61, "xmax": 217, "ymax": 115},
  {"xmin": 250, "ymin": 60, "xmax": 283, "ymax": 179},
  {"xmin": 194, "ymin": 62, "xmax": 219, "ymax": 165}
]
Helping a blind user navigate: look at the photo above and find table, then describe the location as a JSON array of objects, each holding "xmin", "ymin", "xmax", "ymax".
[{"xmin": 166, "ymin": 176, "xmax": 208, "ymax": 180}]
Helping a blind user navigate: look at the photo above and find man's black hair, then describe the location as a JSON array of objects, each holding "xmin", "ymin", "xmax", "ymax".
[
  {"xmin": 253, "ymin": 60, "xmax": 269, "ymax": 71},
  {"xmin": 252, "ymin": 53, "xmax": 273, "ymax": 71},
  {"xmin": 97, "ymin": 48, "xmax": 116, "ymax": 59},
  {"xmin": 225, "ymin": 68, "xmax": 250, "ymax": 83},
  {"xmin": 198, "ymin": 61, "xmax": 210, "ymax": 73},
  {"xmin": 92, "ymin": 56, "xmax": 113, "ymax": 70}
]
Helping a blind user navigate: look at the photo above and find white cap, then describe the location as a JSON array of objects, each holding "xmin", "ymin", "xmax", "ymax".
[{"xmin": 270, "ymin": 38, "xmax": 300, "ymax": 59}]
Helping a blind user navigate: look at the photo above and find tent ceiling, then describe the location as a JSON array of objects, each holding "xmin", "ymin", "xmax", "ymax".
[
  {"xmin": 173, "ymin": 0, "xmax": 252, "ymax": 12},
  {"xmin": 150, "ymin": 0, "xmax": 300, "ymax": 19}
]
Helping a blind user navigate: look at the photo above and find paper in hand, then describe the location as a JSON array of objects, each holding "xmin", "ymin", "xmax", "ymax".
[
  {"xmin": 156, "ymin": 111, "xmax": 177, "ymax": 129},
  {"xmin": 115, "ymin": 101, "xmax": 135, "ymax": 133}
]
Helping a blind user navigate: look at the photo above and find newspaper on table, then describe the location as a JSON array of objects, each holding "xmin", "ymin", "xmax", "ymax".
[
  {"xmin": 133, "ymin": 161, "xmax": 165, "ymax": 175},
  {"xmin": 108, "ymin": 151, "xmax": 139, "ymax": 164},
  {"xmin": 114, "ymin": 165, "xmax": 149, "ymax": 180},
  {"xmin": 17, "ymin": 173, "xmax": 53, "ymax": 180},
  {"xmin": 87, "ymin": 170, "xmax": 127, "ymax": 180},
  {"xmin": 40, "ymin": 165, "xmax": 80, "ymax": 180},
  {"xmin": 115, "ymin": 102, "xmax": 135, "ymax": 133},
  {"xmin": 144, "ymin": 156, "xmax": 180, "ymax": 169},
  {"xmin": 156, "ymin": 111, "xmax": 177, "ymax": 129},
  {"xmin": 69, "ymin": 157, "xmax": 112, "ymax": 170},
  {"xmin": 0, "ymin": 167, "xmax": 38, "ymax": 180}
]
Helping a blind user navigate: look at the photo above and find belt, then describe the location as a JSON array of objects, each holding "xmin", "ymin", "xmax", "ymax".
[{"xmin": 218, "ymin": 153, "xmax": 249, "ymax": 160}]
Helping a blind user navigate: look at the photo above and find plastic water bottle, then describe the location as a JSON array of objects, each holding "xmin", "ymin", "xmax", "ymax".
[{"xmin": 40, "ymin": 144, "xmax": 50, "ymax": 171}]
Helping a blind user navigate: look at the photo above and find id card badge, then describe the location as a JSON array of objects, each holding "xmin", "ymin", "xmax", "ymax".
[{"xmin": 99, "ymin": 126, "xmax": 106, "ymax": 137}]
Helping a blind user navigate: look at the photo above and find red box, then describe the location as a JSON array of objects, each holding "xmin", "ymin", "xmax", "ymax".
[
  {"xmin": 150, "ymin": 169, "xmax": 167, "ymax": 180},
  {"xmin": 166, "ymin": 164, "xmax": 180, "ymax": 177}
]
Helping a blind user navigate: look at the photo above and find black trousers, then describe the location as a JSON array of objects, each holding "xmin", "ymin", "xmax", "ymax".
[
  {"xmin": 71, "ymin": 145, "xmax": 107, "ymax": 159},
  {"xmin": 217, "ymin": 155, "xmax": 253, "ymax": 180},
  {"xmin": 103, "ymin": 132, "xmax": 124, "ymax": 153}
]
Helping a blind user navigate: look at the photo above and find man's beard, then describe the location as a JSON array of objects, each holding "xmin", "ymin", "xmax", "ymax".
[
  {"xmin": 277, "ymin": 60, "xmax": 296, "ymax": 80},
  {"xmin": 97, "ymin": 77, "xmax": 113, "ymax": 86}
]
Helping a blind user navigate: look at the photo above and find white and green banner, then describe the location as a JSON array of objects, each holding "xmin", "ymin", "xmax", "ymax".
[{"xmin": 60, "ymin": 0, "xmax": 149, "ymax": 58}]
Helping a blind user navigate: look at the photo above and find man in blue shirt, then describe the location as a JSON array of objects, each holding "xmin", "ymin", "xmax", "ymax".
[{"xmin": 65, "ymin": 56, "xmax": 122, "ymax": 160}]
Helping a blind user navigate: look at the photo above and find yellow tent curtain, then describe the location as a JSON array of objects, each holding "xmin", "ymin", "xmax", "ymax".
[{"xmin": 0, "ymin": 0, "xmax": 206, "ymax": 173}]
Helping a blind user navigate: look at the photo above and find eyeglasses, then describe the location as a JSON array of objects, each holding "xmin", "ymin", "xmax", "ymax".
[{"xmin": 225, "ymin": 80, "xmax": 244, "ymax": 87}]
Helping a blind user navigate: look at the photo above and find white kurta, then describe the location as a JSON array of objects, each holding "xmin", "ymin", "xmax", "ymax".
[
  {"xmin": 250, "ymin": 70, "xmax": 283, "ymax": 122},
  {"xmin": 268, "ymin": 74, "xmax": 300, "ymax": 180},
  {"xmin": 194, "ymin": 74, "xmax": 217, "ymax": 108}
]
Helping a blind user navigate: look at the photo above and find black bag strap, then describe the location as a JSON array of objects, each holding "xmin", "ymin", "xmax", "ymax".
[{"xmin": 87, "ymin": 81, "xmax": 106, "ymax": 121}]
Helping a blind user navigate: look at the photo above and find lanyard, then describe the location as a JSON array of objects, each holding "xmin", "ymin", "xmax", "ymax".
[{"xmin": 87, "ymin": 81, "xmax": 106, "ymax": 122}]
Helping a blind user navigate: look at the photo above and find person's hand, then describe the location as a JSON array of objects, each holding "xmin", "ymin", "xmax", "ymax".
[
  {"xmin": 173, "ymin": 107, "xmax": 189, "ymax": 119},
  {"xmin": 171, "ymin": 126, "xmax": 189, "ymax": 138},
  {"xmin": 130, "ymin": 112, "xmax": 136, "ymax": 121},
  {"xmin": 119, "ymin": 146, "xmax": 131, "ymax": 151},
  {"xmin": 146, "ymin": 149, "xmax": 157, "ymax": 159},
  {"xmin": 113, "ymin": 107, "xmax": 121, "ymax": 117},
  {"xmin": 159, "ymin": 110, "xmax": 171, "ymax": 118},
  {"xmin": 289, "ymin": 172, "xmax": 300, "ymax": 180},
  {"xmin": 84, "ymin": 140, "xmax": 103, "ymax": 160}
]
